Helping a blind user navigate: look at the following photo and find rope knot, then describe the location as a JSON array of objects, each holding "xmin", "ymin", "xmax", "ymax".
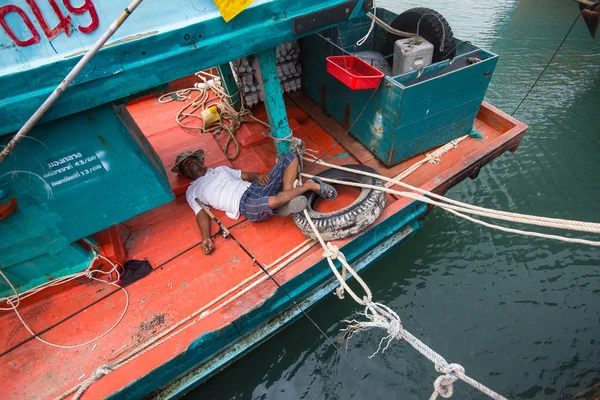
[
  {"xmin": 425, "ymin": 153, "xmax": 441, "ymax": 164},
  {"xmin": 432, "ymin": 374, "xmax": 456, "ymax": 399},
  {"xmin": 84, "ymin": 255, "xmax": 100, "ymax": 279},
  {"xmin": 322, "ymin": 243, "xmax": 341, "ymax": 260},
  {"xmin": 92, "ymin": 364, "xmax": 114, "ymax": 378},
  {"xmin": 436, "ymin": 363, "xmax": 465, "ymax": 375},
  {"xmin": 72, "ymin": 364, "xmax": 115, "ymax": 400},
  {"xmin": 430, "ymin": 364, "xmax": 465, "ymax": 399}
]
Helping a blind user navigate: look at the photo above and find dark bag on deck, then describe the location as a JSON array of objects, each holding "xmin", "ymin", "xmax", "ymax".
[{"xmin": 117, "ymin": 259, "xmax": 153, "ymax": 286}]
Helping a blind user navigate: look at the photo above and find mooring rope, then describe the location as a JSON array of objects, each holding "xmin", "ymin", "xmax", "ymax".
[
  {"xmin": 302, "ymin": 154, "xmax": 600, "ymax": 243},
  {"xmin": 385, "ymin": 135, "xmax": 468, "ymax": 188},
  {"xmin": 301, "ymin": 207, "xmax": 507, "ymax": 399},
  {"xmin": 291, "ymin": 137, "xmax": 600, "ymax": 397}
]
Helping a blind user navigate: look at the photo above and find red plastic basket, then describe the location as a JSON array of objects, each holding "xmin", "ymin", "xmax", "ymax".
[{"xmin": 326, "ymin": 56, "xmax": 384, "ymax": 90}]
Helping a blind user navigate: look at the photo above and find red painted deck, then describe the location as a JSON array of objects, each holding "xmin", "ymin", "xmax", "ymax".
[{"xmin": 0, "ymin": 77, "xmax": 526, "ymax": 399}]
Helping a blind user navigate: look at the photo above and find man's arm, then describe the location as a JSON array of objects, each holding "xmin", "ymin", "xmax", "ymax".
[
  {"xmin": 195, "ymin": 210, "xmax": 215, "ymax": 254},
  {"xmin": 241, "ymin": 171, "xmax": 270, "ymax": 186},
  {"xmin": 241, "ymin": 171, "xmax": 260, "ymax": 181}
]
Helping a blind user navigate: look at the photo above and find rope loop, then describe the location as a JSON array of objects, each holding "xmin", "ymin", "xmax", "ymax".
[
  {"xmin": 431, "ymin": 374, "xmax": 456, "ymax": 399},
  {"xmin": 429, "ymin": 364, "xmax": 465, "ymax": 400}
]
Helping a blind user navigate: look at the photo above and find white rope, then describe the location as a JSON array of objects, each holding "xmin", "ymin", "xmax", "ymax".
[
  {"xmin": 297, "ymin": 139, "xmax": 600, "ymax": 398},
  {"xmin": 302, "ymin": 155, "xmax": 600, "ymax": 243},
  {"xmin": 303, "ymin": 172, "xmax": 600, "ymax": 246},
  {"xmin": 158, "ymin": 71, "xmax": 269, "ymax": 160},
  {"xmin": 0, "ymin": 252, "xmax": 129, "ymax": 349},
  {"xmin": 54, "ymin": 239, "xmax": 316, "ymax": 400},
  {"xmin": 356, "ymin": 0, "xmax": 377, "ymax": 46},
  {"xmin": 385, "ymin": 135, "xmax": 468, "ymax": 188},
  {"xmin": 366, "ymin": 12, "xmax": 416, "ymax": 37},
  {"xmin": 301, "ymin": 203, "xmax": 507, "ymax": 400}
]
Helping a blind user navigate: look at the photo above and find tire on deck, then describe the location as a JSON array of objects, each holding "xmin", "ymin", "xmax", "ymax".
[
  {"xmin": 384, "ymin": 7, "xmax": 457, "ymax": 63},
  {"xmin": 292, "ymin": 165, "xmax": 386, "ymax": 241}
]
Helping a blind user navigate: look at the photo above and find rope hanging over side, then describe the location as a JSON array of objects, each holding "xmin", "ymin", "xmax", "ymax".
[
  {"xmin": 296, "ymin": 135, "xmax": 600, "ymax": 399},
  {"xmin": 301, "ymin": 207, "xmax": 507, "ymax": 400}
]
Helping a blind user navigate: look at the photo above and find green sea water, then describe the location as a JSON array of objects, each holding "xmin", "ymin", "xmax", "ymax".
[{"xmin": 189, "ymin": 1, "xmax": 600, "ymax": 398}]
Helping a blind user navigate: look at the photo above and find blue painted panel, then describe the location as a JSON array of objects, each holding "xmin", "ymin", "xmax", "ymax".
[
  {"xmin": 0, "ymin": 0, "xmax": 367, "ymax": 136},
  {"xmin": 0, "ymin": 104, "xmax": 173, "ymax": 294}
]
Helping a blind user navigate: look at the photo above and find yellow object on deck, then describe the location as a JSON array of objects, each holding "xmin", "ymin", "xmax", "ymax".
[
  {"xmin": 213, "ymin": 0, "xmax": 255, "ymax": 22},
  {"xmin": 201, "ymin": 105, "xmax": 220, "ymax": 126}
]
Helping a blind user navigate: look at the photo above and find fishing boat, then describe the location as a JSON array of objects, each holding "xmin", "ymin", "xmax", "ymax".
[{"xmin": 0, "ymin": 1, "xmax": 529, "ymax": 398}]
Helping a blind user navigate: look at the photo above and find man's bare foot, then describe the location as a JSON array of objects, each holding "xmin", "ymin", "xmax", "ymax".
[{"xmin": 306, "ymin": 178, "xmax": 336, "ymax": 200}]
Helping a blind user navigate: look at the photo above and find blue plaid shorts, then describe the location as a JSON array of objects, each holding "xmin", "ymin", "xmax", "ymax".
[{"xmin": 240, "ymin": 152, "xmax": 297, "ymax": 222}]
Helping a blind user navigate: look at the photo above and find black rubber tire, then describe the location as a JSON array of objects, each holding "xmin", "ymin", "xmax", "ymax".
[
  {"xmin": 292, "ymin": 165, "xmax": 386, "ymax": 241},
  {"xmin": 384, "ymin": 7, "xmax": 456, "ymax": 63}
]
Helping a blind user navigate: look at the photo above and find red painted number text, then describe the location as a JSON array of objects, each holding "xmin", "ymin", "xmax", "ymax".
[{"xmin": 0, "ymin": 0, "xmax": 99, "ymax": 47}]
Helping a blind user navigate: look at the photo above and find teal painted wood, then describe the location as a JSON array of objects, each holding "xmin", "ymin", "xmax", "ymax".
[
  {"xmin": 0, "ymin": 240, "xmax": 93, "ymax": 296},
  {"xmin": 106, "ymin": 201, "xmax": 427, "ymax": 400},
  {"xmin": 0, "ymin": 0, "xmax": 368, "ymax": 137},
  {"xmin": 256, "ymin": 47, "xmax": 292, "ymax": 157},
  {"xmin": 0, "ymin": 104, "xmax": 174, "ymax": 295},
  {"xmin": 300, "ymin": 12, "xmax": 498, "ymax": 166},
  {"xmin": 216, "ymin": 63, "xmax": 241, "ymax": 112}
]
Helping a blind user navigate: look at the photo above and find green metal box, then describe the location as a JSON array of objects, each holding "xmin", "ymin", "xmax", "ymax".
[
  {"xmin": 301, "ymin": 10, "xmax": 498, "ymax": 166},
  {"xmin": 0, "ymin": 104, "xmax": 174, "ymax": 295}
]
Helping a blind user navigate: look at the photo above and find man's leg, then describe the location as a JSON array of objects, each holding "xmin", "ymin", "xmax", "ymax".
[
  {"xmin": 282, "ymin": 156, "xmax": 299, "ymax": 191},
  {"xmin": 268, "ymin": 180, "xmax": 318, "ymax": 210},
  {"xmin": 259, "ymin": 152, "xmax": 297, "ymax": 196}
]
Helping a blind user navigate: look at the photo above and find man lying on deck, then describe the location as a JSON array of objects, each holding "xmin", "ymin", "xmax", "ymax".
[{"xmin": 172, "ymin": 149, "xmax": 337, "ymax": 255}]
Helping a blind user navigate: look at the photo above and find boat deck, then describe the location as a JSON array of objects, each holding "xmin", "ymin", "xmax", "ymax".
[{"xmin": 0, "ymin": 78, "xmax": 526, "ymax": 399}]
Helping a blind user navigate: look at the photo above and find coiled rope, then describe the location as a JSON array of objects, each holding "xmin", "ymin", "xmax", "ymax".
[{"xmin": 158, "ymin": 71, "xmax": 269, "ymax": 160}]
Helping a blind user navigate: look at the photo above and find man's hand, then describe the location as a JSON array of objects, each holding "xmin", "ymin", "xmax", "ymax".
[
  {"xmin": 202, "ymin": 237, "xmax": 215, "ymax": 255},
  {"xmin": 258, "ymin": 174, "xmax": 270, "ymax": 186}
]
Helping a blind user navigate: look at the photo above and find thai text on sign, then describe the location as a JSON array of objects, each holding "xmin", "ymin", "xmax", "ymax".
[
  {"xmin": 0, "ymin": 0, "xmax": 99, "ymax": 47},
  {"xmin": 43, "ymin": 148, "xmax": 106, "ymax": 189}
]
